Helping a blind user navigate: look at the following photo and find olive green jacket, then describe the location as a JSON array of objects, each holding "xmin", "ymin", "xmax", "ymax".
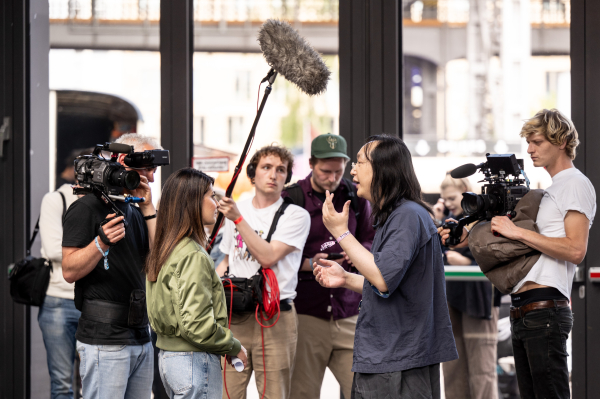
[{"xmin": 146, "ymin": 238, "xmax": 241, "ymax": 356}]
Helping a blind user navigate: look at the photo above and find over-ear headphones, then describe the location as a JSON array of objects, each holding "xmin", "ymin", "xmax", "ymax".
[{"xmin": 246, "ymin": 159, "xmax": 292, "ymax": 184}]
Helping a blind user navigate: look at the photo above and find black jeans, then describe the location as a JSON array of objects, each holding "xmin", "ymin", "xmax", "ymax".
[
  {"xmin": 511, "ymin": 305, "xmax": 573, "ymax": 399},
  {"xmin": 351, "ymin": 364, "xmax": 440, "ymax": 399}
]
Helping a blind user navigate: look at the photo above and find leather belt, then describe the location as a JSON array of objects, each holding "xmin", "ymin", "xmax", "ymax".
[
  {"xmin": 280, "ymin": 298, "xmax": 293, "ymax": 312},
  {"xmin": 510, "ymin": 299, "xmax": 570, "ymax": 320}
]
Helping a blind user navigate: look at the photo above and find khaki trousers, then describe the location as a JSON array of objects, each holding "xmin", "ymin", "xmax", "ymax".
[
  {"xmin": 443, "ymin": 305, "xmax": 499, "ymax": 399},
  {"xmin": 290, "ymin": 314, "xmax": 356, "ymax": 399},
  {"xmin": 222, "ymin": 304, "xmax": 298, "ymax": 399}
]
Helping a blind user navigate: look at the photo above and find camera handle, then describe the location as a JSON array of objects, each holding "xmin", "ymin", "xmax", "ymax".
[
  {"xmin": 442, "ymin": 214, "xmax": 480, "ymax": 247},
  {"xmin": 74, "ymin": 186, "xmax": 129, "ymax": 229}
]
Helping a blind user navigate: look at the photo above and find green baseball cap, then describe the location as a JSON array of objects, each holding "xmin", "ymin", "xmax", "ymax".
[{"xmin": 311, "ymin": 133, "xmax": 350, "ymax": 160}]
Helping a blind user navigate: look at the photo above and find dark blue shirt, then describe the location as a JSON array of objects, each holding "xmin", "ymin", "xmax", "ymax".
[{"xmin": 352, "ymin": 200, "xmax": 458, "ymax": 373}]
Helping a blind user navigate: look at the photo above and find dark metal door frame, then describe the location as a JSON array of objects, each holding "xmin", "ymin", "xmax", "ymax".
[
  {"xmin": 339, "ymin": 0, "xmax": 403, "ymax": 164},
  {"xmin": 0, "ymin": 0, "xmax": 31, "ymax": 397},
  {"xmin": 571, "ymin": 1, "xmax": 600, "ymax": 397},
  {"xmin": 160, "ymin": 0, "xmax": 194, "ymax": 182}
]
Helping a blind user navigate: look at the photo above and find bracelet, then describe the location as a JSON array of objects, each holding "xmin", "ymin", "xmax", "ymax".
[
  {"xmin": 336, "ymin": 230, "xmax": 351, "ymax": 244},
  {"xmin": 94, "ymin": 236, "xmax": 111, "ymax": 270},
  {"xmin": 143, "ymin": 213, "xmax": 157, "ymax": 220},
  {"xmin": 233, "ymin": 216, "xmax": 244, "ymax": 225},
  {"xmin": 309, "ymin": 258, "xmax": 314, "ymax": 270}
]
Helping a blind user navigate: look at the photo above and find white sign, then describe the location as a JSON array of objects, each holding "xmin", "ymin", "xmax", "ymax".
[{"xmin": 192, "ymin": 157, "xmax": 229, "ymax": 172}]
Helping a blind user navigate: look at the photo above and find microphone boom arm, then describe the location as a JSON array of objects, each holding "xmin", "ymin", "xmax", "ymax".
[{"xmin": 208, "ymin": 69, "xmax": 278, "ymax": 249}]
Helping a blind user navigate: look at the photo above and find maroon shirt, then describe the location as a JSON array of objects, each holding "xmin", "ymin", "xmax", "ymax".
[{"xmin": 282, "ymin": 173, "xmax": 375, "ymax": 320}]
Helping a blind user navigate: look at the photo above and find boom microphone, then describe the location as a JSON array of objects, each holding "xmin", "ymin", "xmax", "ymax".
[
  {"xmin": 450, "ymin": 163, "xmax": 478, "ymax": 179},
  {"xmin": 106, "ymin": 143, "xmax": 133, "ymax": 154},
  {"xmin": 258, "ymin": 19, "xmax": 331, "ymax": 96}
]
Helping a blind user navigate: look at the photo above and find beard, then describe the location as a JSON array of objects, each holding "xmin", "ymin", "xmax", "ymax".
[{"xmin": 312, "ymin": 176, "xmax": 341, "ymax": 193}]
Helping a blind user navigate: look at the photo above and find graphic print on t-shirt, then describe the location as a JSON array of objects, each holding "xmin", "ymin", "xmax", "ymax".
[{"xmin": 233, "ymin": 227, "xmax": 264, "ymax": 262}]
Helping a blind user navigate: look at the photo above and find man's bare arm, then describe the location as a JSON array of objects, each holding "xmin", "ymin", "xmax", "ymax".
[
  {"xmin": 216, "ymin": 255, "xmax": 229, "ymax": 277},
  {"xmin": 62, "ymin": 244, "xmax": 104, "ymax": 283},
  {"xmin": 62, "ymin": 214, "xmax": 125, "ymax": 283},
  {"xmin": 492, "ymin": 210, "xmax": 590, "ymax": 264}
]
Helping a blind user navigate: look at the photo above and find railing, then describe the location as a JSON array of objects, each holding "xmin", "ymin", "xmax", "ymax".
[
  {"xmin": 49, "ymin": 0, "xmax": 569, "ymax": 26},
  {"xmin": 444, "ymin": 265, "xmax": 488, "ymax": 281},
  {"xmin": 403, "ymin": 0, "xmax": 570, "ymax": 26},
  {"xmin": 49, "ymin": 0, "xmax": 339, "ymax": 23}
]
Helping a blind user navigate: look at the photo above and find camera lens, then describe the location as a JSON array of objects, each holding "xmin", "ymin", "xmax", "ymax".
[
  {"xmin": 461, "ymin": 192, "xmax": 480, "ymax": 216},
  {"xmin": 123, "ymin": 171, "xmax": 141, "ymax": 190},
  {"xmin": 108, "ymin": 168, "xmax": 140, "ymax": 190}
]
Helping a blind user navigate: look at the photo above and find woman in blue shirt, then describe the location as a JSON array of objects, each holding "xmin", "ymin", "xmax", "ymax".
[{"xmin": 314, "ymin": 135, "xmax": 457, "ymax": 399}]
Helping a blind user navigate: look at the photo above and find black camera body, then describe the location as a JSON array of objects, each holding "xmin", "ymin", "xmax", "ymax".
[
  {"xmin": 461, "ymin": 154, "xmax": 530, "ymax": 221},
  {"xmin": 443, "ymin": 153, "xmax": 530, "ymax": 246},
  {"xmin": 74, "ymin": 142, "xmax": 170, "ymax": 196}
]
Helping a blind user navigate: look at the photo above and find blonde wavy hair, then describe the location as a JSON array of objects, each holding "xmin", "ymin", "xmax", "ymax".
[
  {"xmin": 519, "ymin": 109, "xmax": 579, "ymax": 160},
  {"xmin": 440, "ymin": 173, "xmax": 472, "ymax": 193}
]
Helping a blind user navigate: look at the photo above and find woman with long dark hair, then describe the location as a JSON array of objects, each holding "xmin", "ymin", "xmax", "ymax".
[
  {"xmin": 313, "ymin": 135, "xmax": 457, "ymax": 399},
  {"xmin": 146, "ymin": 168, "xmax": 247, "ymax": 399}
]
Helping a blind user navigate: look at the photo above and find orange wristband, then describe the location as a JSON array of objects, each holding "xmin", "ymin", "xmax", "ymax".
[{"xmin": 233, "ymin": 216, "xmax": 244, "ymax": 225}]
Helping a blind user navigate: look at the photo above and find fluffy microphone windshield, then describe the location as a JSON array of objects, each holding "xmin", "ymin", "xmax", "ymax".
[{"xmin": 258, "ymin": 19, "xmax": 331, "ymax": 96}]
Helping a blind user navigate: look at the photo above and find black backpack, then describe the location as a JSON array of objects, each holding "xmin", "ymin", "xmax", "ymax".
[
  {"xmin": 283, "ymin": 178, "xmax": 361, "ymax": 237},
  {"xmin": 8, "ymin": 191, "xmax": 66, "ymax": 306}
]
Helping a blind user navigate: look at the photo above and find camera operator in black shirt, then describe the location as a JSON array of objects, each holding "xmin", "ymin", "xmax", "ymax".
[{"xmin": 62, "ymin": 133, "xmax": 163, "ymax": 399}]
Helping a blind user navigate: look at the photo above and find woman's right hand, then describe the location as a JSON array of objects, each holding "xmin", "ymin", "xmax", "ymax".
[
  {"xmin": 236, "ymin": 345, "xmax": 248, "ymax": 369},
  {"xmin": 313, "ymin": 259, "xmax": 348, "ymax": 288}
]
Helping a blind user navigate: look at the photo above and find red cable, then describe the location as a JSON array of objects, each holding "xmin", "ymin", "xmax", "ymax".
[
  {"xmin": 223, "ymin": 278, "xmax": 234, "ymax": 399},
  {"xmin": 255, "ymin": 268, "xmax": 280, "ymax": 326},
  {"xmin": 223, "ymin": 269, "xmax": 281, "ymax": 399},
  {"xmin": 254, "ymin": 268, "xmax": 280, "ymax": 399}
]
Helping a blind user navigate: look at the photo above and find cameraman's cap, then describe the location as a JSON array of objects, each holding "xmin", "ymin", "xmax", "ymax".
[{"xmin": 311, "ymin": 133, "xmax": 350, "ymax": 160}]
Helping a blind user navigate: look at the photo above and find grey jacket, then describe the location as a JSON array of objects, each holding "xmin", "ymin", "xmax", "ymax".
[{"xmin": 468, "ymin": 189, "xmax": 545, "ymax": 294}]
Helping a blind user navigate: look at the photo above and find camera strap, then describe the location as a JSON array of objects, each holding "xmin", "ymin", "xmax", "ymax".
[
  {"xmin": 265, "ymin": 198, "xmax": 292, "ymax": 243},
  {"xmin": 26, "ymin": 190, "xmax": 67, "ymax": 257}
]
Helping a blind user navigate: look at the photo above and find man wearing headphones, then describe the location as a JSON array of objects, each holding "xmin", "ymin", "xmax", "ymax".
[{"xmin": 216, "ymin": 145, "xmax": 311, "ymax": 399}]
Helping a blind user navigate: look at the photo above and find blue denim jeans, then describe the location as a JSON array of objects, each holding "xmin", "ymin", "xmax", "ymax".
[
  {"xmin": 511, "ymin": 306, "xmax": 573, "ymax": 399},
  {"xmin": 76, "ymin": 340, "xmax": 154, "ymax": 399},
  {"xmin": 38, "ymin": 295, "xmax": 81, "ymax": 399},
  {"xmin": 158, "ymin": 350, "xmax": 223, "ymax": 399}
]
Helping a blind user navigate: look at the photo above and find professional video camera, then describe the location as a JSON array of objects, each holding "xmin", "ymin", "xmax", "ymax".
[
  {"xmin": 73, "ymin": 142, "xmax": 170, "ymax": 224},
  {"xmin": 74, "ymin": 142, "xmax": 169, "ymax": 196},
  {"xmin": 443, "ymin": 153, "xmax": 530, "ymax": 246}
]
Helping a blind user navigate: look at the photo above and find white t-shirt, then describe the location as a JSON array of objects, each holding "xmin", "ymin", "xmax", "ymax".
[
  {"xmin": 40, "ymin": 184, "xmax": 79, "ymax": 299},
  {"xmin": 220, "ymin": 197, "xmax": 311, "ymax": 300},
  {"xmin": 512, "ymin": 167, "xmax": 596, "ymax": 298}
]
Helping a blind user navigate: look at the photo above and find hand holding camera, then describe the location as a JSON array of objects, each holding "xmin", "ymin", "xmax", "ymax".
[
  {"xmin": 490, "ymin": 215, "xmax": 520, "ymax": 240},
  {"xmin": 438, "ymin": 219, "xmax": 469, "ymax": 248},
  {"xmin": 439, "ymin": 153, "xmax": 530, "ymax": 247},
  {"xmin": 98, "ymin": 213, "xmax": 126, "ymax": 248},
  {"xmin": 128, "ymin": 176, "xmax": 152, "ymax": 210}
]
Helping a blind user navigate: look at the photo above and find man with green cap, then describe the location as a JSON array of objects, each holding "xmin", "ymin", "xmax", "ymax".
[{"xmin": 283, "ymin": 133, "xmax": 375, "ymax": 399}]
